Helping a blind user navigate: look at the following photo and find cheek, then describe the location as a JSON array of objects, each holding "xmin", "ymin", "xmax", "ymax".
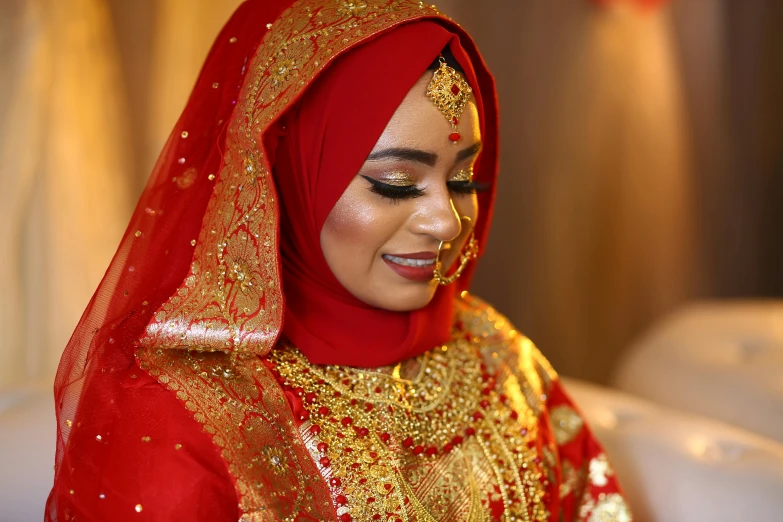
[{"xmin": 320, "ymin": 183, "xmax": 400, "ymax": 270}]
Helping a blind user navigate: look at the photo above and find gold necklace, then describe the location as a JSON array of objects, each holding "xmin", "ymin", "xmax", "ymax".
[{"xmin": 269, "ymin": 334, "xmax": 549, "ymax": 522}]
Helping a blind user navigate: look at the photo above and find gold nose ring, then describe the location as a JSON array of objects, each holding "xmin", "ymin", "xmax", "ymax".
[{"xmin": 434, "ymin": 216, "xmax": 478, "ymax": 286}]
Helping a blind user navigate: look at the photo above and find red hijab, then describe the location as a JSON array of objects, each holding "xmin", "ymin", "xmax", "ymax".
[{"xmin": 273, "ymin": 21, "xmax": 493, "ymax": 367}]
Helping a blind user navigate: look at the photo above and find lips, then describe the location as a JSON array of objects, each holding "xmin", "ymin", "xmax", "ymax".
[{"xmin": 382, "ymin": 252, "xmax": 437, "ymax": 282}]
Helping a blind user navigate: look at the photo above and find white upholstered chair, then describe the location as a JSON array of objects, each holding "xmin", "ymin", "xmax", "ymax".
[
  {"xmin": 563, "ymin": 378, "xmax": 783, "ymax": 522},
  {"xmin": 613, "ymin": 301, "xmax": 783, "ymax": 443},
  {"xmin": 0, "ymin": 386, "xmax": 55, "ymax": 522}
]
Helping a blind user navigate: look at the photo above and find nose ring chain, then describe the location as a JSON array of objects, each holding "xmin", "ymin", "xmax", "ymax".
[{"xmin": 434, "ymin": 216, "xmax": 479, "ymax": 286}]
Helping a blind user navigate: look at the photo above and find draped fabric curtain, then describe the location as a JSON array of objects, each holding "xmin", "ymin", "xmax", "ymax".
[
  {"xmin": 0, "ymin": 0, "xmax": 132, "ymax": 389},
  {"xmin": 143, "ymin": 0, "xmax": 244, "ymax": 176}
]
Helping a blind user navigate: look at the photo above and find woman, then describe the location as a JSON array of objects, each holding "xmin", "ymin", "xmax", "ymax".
[{"xmin": 46, "ymin": 0, "xmax": 631, "ymax": 520}]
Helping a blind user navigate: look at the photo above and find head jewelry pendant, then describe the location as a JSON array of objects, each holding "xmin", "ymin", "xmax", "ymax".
[
  {"xmin": 434, "ymin": 216, "xmax": 479, "ymax": 286},
  {"xmin": 427, "ymin": 56, "xmax": 472, "ymax": 144}
]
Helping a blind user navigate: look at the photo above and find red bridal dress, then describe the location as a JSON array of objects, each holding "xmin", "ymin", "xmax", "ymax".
[{"xmin": 46, "ymin": 1, "xmax": 632, "ymax": 521}]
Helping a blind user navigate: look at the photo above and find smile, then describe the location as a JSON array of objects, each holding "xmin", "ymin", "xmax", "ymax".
[
  {"xmin": 382, "ymin": 255, "xmax": 436, "ymax": 267},
  {"xmin": 382, "ymin": 252, "xmax": 437, "ymax": 283}
]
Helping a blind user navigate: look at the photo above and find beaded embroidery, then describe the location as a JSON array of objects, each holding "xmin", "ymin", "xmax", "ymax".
[{"xmin": 269, "ymin": 324, "xmax": 550, "ymax": 522}]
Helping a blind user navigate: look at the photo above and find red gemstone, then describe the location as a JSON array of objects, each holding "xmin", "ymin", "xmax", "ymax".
[
  {"xmin": 333, "ymin": 391, "xmax": 341, "ymax": 398},
  {"xmin": 510, "ymin": 411, "xmax": 519, "ymax": 420},
  {"xmin": 465, "ymin": 427, "xmax": 476, "ymax": 437},
  {"xmin": 305, "ymin": 392, "xmax": 317, "ymax": 404},
  {"xmin": 380, "ymin": 432, "xmax": 391, "ymax": 443},
  {"xmin": 481, "ymin": 387, "xmax": 492, "ymax": 396},
  {"xmin": 319, "ymin": 457, "xmax": 331, "ymax": 467},
  {"xmin": 294, "ymin": 387, "xmax": 305, "ymax": 397},
  {"xmin": 350, "ymin": 399, "xmax": 358, "ymax": 406},
  {"xmin": 402, "ymin": 437, "xmax": 414, "ymax": 448},
  {"xmin": 317, "ymin": 442, "xmax": 328, "ymax": 453},
  {"xmin": 425, "ymin": 447, "xmax": 438, "ymax": 456},
  {"xmin": 357, "ymin": 427, "xmax": 369, "ymax": 438},
  {"xmin": 341, "ymin": 417, "xmax": 353, "ymax": 427},
  {"xmin": 298, "ymin": 410, "xmax": 310, "ymax": 421},
  {"xmin": 339, "ymin": 514, "xmax": 352, "ymax": 522},
  {"xmin": 452, "ymin": 435, "xmax": 464, "ymax": 445},
  {"xmin": 472, "ymin": 411, "xmax": 484, "ymax": 421},
  {"xmin": 374, "ymin": 386, "xmax": 382, "ymax": 393},
  {"xmin": 330, "ymin": 477, "xmax": 342, "ymax": 487},
  {"xmin": 480, "ymin": 400, "xmax": 490, "ymax": 409},
  {"xmin": 451, "ymin": 84, "xmax": 461, "ymax": 95},
  {"xmin": 499, "ymin": 394, "xmax": 507, "ymax": 403},
  {"xmin": 452, "ymin": 116, "xmax": 459, "ymax": 125},
  {"xmin": 373, "ymin": 516, "xmax": 382, "ymax": 521},
  {"xmin": 367, "ymin": 497, "xmax": 376, "ymax": 503},
  {"xmin": 413, "ymin": 445, "xmax": 424, "ymax": 455},
  {"xmin": 443, "ymin": 443, "xmax": 454, "ymax": 453},
  {"xmin": 364, "ymin": 403, "xmax": 373, "ymax": 412},
  {"xmin": 336, "ymin": 494, "xmax": 348, "ymax": 506},
  {"xmin": 449, "ymin": 132, "xmax": 461, "ymax": 142},
  {"xmin": 311, "ymin": 424, "xmax": 321, "ymax": 435},
  {"xmin": 318, "ymin": 406, "xmax": 330, "ymax": 416}
]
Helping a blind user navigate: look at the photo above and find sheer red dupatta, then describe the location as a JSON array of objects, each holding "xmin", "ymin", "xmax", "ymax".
[{"xmin": 47, "ymin": 0, "xmax": 498, "ymax": 519}]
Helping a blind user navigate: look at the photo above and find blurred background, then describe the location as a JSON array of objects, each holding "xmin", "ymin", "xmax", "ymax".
[{"xmin": 1, "ymin": 0, "xmax": 781, "ymax": 391}]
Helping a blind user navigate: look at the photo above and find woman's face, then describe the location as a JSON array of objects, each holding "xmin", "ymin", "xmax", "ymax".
[{"xmin": 321, "ymin": 71, "xmax": 482, "ymax": 312}]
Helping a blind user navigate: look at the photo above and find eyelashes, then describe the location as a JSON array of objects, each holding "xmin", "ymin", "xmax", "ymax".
[
  {"xmin": 362, "ymin": 176, "xmax": 424, "ymax": 201},
  {"xmin": 361, "ymin": 175, "xmax": 489, "ymax": 202},
  {"xmin": 447, "ymin": 180, "xmax": 491, "ymax": 195}
]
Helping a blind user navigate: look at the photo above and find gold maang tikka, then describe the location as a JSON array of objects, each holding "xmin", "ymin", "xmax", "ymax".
[{"xmin": 427, "ymin": 56, "xmax": 472, "ymax": 144}]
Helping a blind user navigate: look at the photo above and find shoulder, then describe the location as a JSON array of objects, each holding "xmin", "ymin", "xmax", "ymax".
[
  {"xmin": 50, "ymin": 363, "xmax": 238, "ymax": 522},
  {"xmin": 455, "ymin": 292, "xmax": 558, "ymax": 398}
]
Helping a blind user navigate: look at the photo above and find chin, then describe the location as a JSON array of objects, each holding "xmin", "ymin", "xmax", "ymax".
[{"xmin": 370, "ymin": 283, "xmax": 438, "ymax": 312}]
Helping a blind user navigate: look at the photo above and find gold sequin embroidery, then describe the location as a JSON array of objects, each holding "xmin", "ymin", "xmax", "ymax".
[{"xmin": 550, "ymin": 405, "xmax": 585, "ymax": 446}]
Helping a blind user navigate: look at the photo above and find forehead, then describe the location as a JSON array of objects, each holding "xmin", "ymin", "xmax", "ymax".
[{"xmin": 371, "ymin": 72, "xmax": 481, "ymax": 153}]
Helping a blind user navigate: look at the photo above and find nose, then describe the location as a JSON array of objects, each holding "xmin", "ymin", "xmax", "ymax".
[{"xmin": 409, "ymin": 190, "xmax": 462, "ymax": 243}]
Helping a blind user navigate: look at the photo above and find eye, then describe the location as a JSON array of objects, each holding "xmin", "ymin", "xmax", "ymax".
[
  {"xmin": 446, "ymin": 180, "xmax": 491, "ymax": 195},
  {"xmin": 361, "ymin": 175, "xmax": 425, "ymax": 202},
  {"xmin": 447, "ymin": 168, "xmax": 489, "ymax": 195}
]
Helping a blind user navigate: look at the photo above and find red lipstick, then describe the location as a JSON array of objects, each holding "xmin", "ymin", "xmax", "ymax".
[{"xmin": 382, "ymin": 252, "xmax": 437, "ymax": 283}]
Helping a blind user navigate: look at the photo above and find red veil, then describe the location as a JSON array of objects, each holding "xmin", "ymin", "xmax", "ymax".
[{"xmin": 46, "ymin": 0, "xmax": 498, "ymax": 520}]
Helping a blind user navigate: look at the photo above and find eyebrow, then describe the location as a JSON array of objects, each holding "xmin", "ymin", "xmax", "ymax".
[{"xmin": 365, "ymin": 141, "xmax": 483, "ymax": 167}]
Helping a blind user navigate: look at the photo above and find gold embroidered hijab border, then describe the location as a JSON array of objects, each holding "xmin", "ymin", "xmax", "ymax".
[{"xmin": 139, "ymin": 0, "xmax": 447, "ymax": 358}]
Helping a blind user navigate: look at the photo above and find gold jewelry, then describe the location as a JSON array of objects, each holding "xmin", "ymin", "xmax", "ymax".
[
  {"xmin": 434, "ymin": 216, "xmax": 479, "ymax": 286},
  {"xmin": 426, "ymin": 56, "xmax": 472, "ymax": 144}
]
